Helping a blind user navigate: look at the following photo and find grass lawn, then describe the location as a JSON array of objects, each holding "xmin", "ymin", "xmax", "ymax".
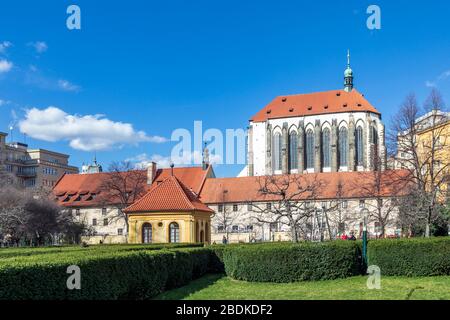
[{"xmin": 155, "ymin": 274, "xmax": 450, "ymax": 300}]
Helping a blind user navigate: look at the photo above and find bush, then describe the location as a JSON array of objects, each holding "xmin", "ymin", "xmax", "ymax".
[
  {"xmin": 368, "ymin": 237, "xmax": 450, "ymax": 276},
  {"xmin": 0, "ymin": 246, "xmax": 210, "ymax": 300},
  {"xmin": 222, "ymin": 241, "xmax": 362, "ymax": 282}
]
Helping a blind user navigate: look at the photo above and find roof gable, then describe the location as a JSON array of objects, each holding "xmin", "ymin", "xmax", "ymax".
[{"xmin": 124, "ymin": 175, "xmax": 213, "ymax": 213}]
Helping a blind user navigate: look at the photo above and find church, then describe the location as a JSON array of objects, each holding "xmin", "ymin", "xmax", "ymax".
[
  {"xmin": 53, "ymin": 53, "xmax": 408, "ymax": 244},
  {"xmin": 245, "ymin": 51, "xmax": 386, "ymax": 177}
]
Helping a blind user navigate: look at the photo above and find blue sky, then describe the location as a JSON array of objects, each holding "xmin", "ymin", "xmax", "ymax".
[{"xmin": 0, "ymin": 0, "xmax": 449, "ymax": 177}]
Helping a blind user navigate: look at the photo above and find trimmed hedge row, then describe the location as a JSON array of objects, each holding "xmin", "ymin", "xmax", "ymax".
[
  {"xmin": 220, "ymin": 241, "xmax": 362, "ymax": 283},
  {"xmin": 0, "ymin": 247, "xmax": 210, "ymax": 300},
  {"xmin": 0, "ymin": 243, "xmax": 202, "ymax": 259},
  {"xmin": 367, "ymin": 237, "xmax": 450, "ymax": 276}
]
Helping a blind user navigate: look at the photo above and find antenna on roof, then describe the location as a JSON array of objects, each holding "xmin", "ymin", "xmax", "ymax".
[{"xmin": 170, "ymin": 163, "xmax": 174, "ymax": 176}]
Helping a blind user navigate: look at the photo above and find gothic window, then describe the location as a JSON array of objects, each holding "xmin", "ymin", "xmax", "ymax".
[
  {"xmin": 356, "ymin": 126, "xmax": 364, "ymax": 166},
  {"xmin": 306, "ymin": 129, "xmax": 314, "ymax": 169},
  {"xmin": 322, "ymin": 128, "xmax": 331, "ymax": 168},
  {"xmin": 339, "ymin": 127, "xmax": 348, "ymax": 167},
  {"xmin": 272, "ymin": 132, "xmax": 282, "ymax": 171},
  {"xmin": 289, "ymin": 131, "xmax": 298, "ymax": 170},
  {"xmin": 169, "ymin": 222, "xmax": 180, "ymax": 243}
]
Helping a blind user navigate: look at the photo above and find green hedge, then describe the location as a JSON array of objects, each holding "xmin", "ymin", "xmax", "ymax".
[
  {"xmin": 222, "ymin": 241, "xmax": 362, "ymax": 282},
  {"xmin": 0, "ymin": 247, "xmax": 210, "ymax": 300},
  {"xmin": 368, "ymin": 237, "xmax": 450, "ymax": 276},
  {"xmin": 0, "ymin": 243, "xmax": 202, "ymax": 259}
]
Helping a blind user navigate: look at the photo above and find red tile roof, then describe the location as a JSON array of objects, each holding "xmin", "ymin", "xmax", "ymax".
[
  {"xmin": 124, "ymin": 175, "xmax": 214, "ymax": 213},
  {"xmin": 199, "ymin": 170, "xmax": 412, "ymax": 204},
  {"xmin": 53, "ymin": 166, "xmax": 213, "ymax": 208},
  {"xmin": 250, "ymin": 89, "xmax": 380, "ymax": 122}
]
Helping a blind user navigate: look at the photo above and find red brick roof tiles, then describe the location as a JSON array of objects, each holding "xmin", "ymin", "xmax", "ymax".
[
  {"xmin": 250, "ymin": 89, "xmax": 380, "ymax": 122},
  {"xmin": 124, "ymin": 175, "xmax": 214, "ymax": 213}
]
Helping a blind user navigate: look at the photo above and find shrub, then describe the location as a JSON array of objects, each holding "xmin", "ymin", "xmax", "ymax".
[
  {"xmin": 222, "ymin": 241, "xmax": 362, "ymax": 282},
  {"xmin": 368, "ymin": 237, "xmax": 450, "ymax": 276},
  {"xmin": 0, "ymin": 246, "xmax": 210, "ymax": 300}
]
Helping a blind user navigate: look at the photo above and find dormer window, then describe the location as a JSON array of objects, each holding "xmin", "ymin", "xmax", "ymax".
[
  {"xmin": 307, "ymin": 106, "xmax": 312, "ymax": 111},
  {"xmin": 289, "ymin": 107, "xmax": 294, "ymax": 112},
  {"xmin": 343, "ymin": 103, "xmax": 348, "ymax": 107},
  {"xmin": 266, "ymin": 109, "xmax": 272, "ymax": 114},
  {"xmin": 281, "ymin": 97, "xmax": 287, "ymax": 102},
  {"xmin": 324, "ymin": 105, "xmax": 329, "ymax": 110}
]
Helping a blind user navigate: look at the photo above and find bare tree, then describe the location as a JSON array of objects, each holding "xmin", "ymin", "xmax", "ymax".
[
  {"xmin": 211, "ymin": 188, "xmax": 237, "ymax": 242},
  {"xmin": 98, "ymin": 161, "xmax": 148, "ymax": 235},
  {"xmin": 389, "ymin": 89, "xmax": 450, "ymax": 237},
  {"xmin": 249, "ymin": 174, "xmax": 323, "ymax": 243},
  {"xmin": 322, "ymin": 179, "xmax": 348, "ymax": 240},
  {"xmin": 353, "ymin": 158, "xmax": 407, "ymax": 238}
]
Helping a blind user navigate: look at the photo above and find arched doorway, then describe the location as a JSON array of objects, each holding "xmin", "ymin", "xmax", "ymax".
[
  {"xmin": 169, "ymin": 222, "xmax": 180, "ymax": 243},
  {"xmin": 142, "ymin": 223, "xmax": 152, "ymax": 244}
]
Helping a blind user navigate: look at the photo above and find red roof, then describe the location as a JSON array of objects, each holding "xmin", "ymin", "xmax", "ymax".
[
  {"xmin": 250, "ymin": 89, "xmax": 380, "ymax": 122},
  {"xmin": 199, "ymin": 170, "xmax": 412, "ymax": 204},
  {"xmin": 124, "ymin": 175, "xmax": 214, "ymax": 214},
  {"xmin": 53, "ymin": 166, "xmax": 213, "ymax": 208}
]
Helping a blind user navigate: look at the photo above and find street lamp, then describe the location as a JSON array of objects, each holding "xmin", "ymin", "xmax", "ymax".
[{"xmin": 361, "ymin": 208, "xmax": 369, "ymax": 266}]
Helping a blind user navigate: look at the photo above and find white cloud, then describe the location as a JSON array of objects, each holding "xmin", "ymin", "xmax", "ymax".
[
  {"xmin": 0, "ymin": 59, "xmax": 13, "ymax": 73},
  {"xmin": 0, "ymin": 41, "xmax": 12, "ymax": 54},
  {"xmin": 0, "ymin": 99, "xmax": 11, "ymax": 107},
  {"xmin": 19, "ymin": 106, "xmax": 167, "ymax": 151},
  {"xmin": 426, "ymin": 70, "xmax": 450, "ymax": 88},
  {"xmin": 127, "ymin": 151, "xmax": 222, "ymax": 169},
  {"xmin": 58, "ymin": 79, "xmax": 80, "ymax": 92},
  {"xmin": 29, "ymin": 41, "xmax": 48, "ymax": 54}
]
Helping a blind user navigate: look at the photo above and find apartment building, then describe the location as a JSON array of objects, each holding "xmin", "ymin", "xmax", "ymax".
[{"xmin": 0, "ymin": 132, "xmax": 78, "ymax": 188}]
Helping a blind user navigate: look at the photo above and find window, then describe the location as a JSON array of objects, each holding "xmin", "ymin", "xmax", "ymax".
[
  {"xmin": 117, "ymin": 228, "xmax": 123, "ymax": 236},
  {"xmin": 169, "ymin": 222, "xmax": 180, "ymax": 243},
  {"xmin": 322, "ymin": 128, "xmax": 331, "ymax": 168},
  {"xmin": 341, "ymin": 200, "xmax": 348, "ymax": 209},
  {"xmin": 232, "ymin": 225, "xmax": 239, "ymax": 233},
  {"xmin": 272, "ymin": 132, "xmax": 282, "ymax": 171},
  {"xmin": 359, "ymin": 200, "xmax": 365, "ymax": 208},
  {"xmin": 218, "ymin": 204, "xmax": 223, "ymax": 212},
  {"xmin": 75, "ymin": 209, "xmax": 80, "ymax": 216},
  {"xmin": 270, "ymin": 222, "xmax": 278, "ymax": 232},
  {"xmin": 246, "ymin": 225, "xmax": 253, "ymax": 232},
  {"xmin": 102, "ymin": 208, "xmax": 107, "ymax": 215},
  {"xmin": 233, "ymin": 204, "xmax": 238, "ymax": 212},
  {"xmin": 321, "ymin": 201, "xmax": 327, "ymax": 209},
  {"xmin": 266, "ymin": 203, "xmax": 272, "ymax": 210},
  {"xmin": 247, "ymin": 203, "xmax": 253, "ymax": 211},
  {"xmin": 103, "ymin": 218, "xmax": 108, "ymax": 226},
  {"xmin": 306, "ymin": 129, "xmax": 314, "ymax": 169},
  {"xmin": 355, "ymin": 126, "xmax": 364, "ymax": 166},
  {"xmin": 374, "ymin": 222, "xmax": 382, "ymax": 234},
  {"xmin": 92, "ymin": 218, "xmax": 97, "ymax": 226},
  {"xmin": 289, "ymin": 131, "xmax": 298, "ymax": 170},
  {"xmin": 339, "ymin": 127, "xmax": 348, "ymax": 167},
  {"xmin": 142, "ymin": 223, "xmax": 152, "ymax": 243},
  {"xmin": 217, "ymin": 225, "xmax": 225, "ymax": 233}
]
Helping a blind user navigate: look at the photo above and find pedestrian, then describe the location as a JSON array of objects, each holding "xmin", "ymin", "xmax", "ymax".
[
  {"xmin": 349, "ymin": 231, "xmax": 356, "ymax": 241},
  {"xmin": 341, "ymin": 232, "xmax": 348, "ymax": 240},
  {"xmin": 222, "ymin": 235, "xmax": 228, "ymax": 244}
]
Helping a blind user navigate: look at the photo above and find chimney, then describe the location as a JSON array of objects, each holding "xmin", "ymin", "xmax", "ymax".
[{"xmin": 147, "ymin": 162, "xmax": 156, "ymax": 185}]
